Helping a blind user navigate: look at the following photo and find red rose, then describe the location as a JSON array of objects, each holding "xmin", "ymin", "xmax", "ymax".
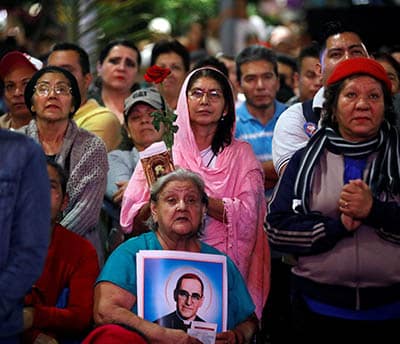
[{"xmin": 144, "ymin": 65, "xmax": 171, "ymax": 84}]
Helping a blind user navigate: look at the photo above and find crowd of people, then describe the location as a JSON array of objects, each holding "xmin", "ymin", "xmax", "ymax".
[{"xmin": 0, "ymin": 18, "xmax": 400, "ymax": 344}]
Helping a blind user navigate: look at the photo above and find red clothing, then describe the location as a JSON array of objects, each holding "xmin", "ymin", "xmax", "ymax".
[
  {"xmin": 23, "ymin": 224, "xmax": 99, "ymax": 342},
  {"xmin": 82, "ymin": 324, "xmax": 147, "ymax": 344}
]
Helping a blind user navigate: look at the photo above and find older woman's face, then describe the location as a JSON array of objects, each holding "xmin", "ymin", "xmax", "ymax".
[
  {"xmin": 125, "ymin": 103, "xmax": 164, "ymax": 151},
  {"xmin": 335, "ymin": 75, "xmax": 385, "ymax": 142},
  {"xmin": 97, "ymin": 45, "xmax": 139, "ymax": 93},
  {"xmin": 31, "ymin": 72, "xmax": 74, "ymax": 122},
  {"xmin": 187, "ymin": 76, "xmax": 226, "ymax": 130},
  {"xmin": 151, "ymin": 179, "xmax": 205, "ymax": 239}
]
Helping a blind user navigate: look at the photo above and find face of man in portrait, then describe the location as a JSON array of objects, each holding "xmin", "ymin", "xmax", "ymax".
[{"xmin": 175, "ymin": 277, "xmax": 204, "ymax": 321}]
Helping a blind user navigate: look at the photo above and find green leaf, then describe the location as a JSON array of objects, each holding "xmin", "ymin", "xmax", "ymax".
[{"xmin": 151, "ymin": 109, "xmax": 178, "ymax": 150}]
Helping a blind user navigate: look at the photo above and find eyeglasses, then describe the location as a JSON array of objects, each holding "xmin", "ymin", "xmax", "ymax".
[
  {"xmin": 188, "ymin": 88, "xmax": 223, "ymax": 102},
  {"xmin": 177, "ymin": 289, "xmax": 202, "ymax": 301},
  {"xmin": 34, "ymin": 82, "xmax": 72, "ymax": 97}
]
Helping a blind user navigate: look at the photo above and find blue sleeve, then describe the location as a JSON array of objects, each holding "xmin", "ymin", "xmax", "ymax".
[
  {"xmin": 266, "ymin": 149, "xmax": 348, "ymax": 255},
  {"xmin": 234, "ymin": 105, "xmax": 245, "ymax": 139},
  {"xmin": 97, "ymin": 240, "xmax": 139, "ymax": 295},
  {"xmin": 97, "ymin": 237, "xmax": 143, "ymax": 314},
  {"xmin": 226, "ymin": 257, "xmax": 255, "ymax": 329},
  {"xmin": 0, "ymin": 137, "xmax": 50, "ymax": 333},
  {"xmin": 106, "ymin": 150, "xmax": 138, "ymax": 200}
]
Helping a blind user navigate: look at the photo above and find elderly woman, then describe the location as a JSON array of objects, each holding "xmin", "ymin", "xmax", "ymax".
[
  {"xmin": 95, "ymin": 168, "xmax": 259, "ymax": 343},
  {"xmin": 121, "ymin": 67, "xmax": 270, "ymax": 318},
  {"xmin": 22, "ymin": 66, "xmax": 108, "ymax": 264},
  {"xmin": 266, "ymin": 57, "xmax": 400, "ymax": 342}
]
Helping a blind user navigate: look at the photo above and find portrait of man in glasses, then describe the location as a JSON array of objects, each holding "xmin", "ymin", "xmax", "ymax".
[{"xmin": 154, "ymin": 273, "xmax": 206, "ymax": 331}]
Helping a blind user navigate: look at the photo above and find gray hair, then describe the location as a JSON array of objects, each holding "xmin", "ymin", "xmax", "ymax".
[{"xmin": 146, "ymin": 168, "xmax": 208, "ymax": 235}]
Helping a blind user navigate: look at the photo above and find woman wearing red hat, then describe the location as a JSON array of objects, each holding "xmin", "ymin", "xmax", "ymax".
[{"xmin": 266, "ymin": 57, "xmax": 400, "ymax": 343}]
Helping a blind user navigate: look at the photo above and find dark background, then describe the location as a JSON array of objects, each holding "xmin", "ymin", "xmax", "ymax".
[{"xmin": 306, "ymin": 5, "xmax": 400, "ymax": 52}]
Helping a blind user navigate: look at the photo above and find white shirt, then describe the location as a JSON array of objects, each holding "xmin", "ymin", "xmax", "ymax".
[{"xmin": 272, "ymin": 87, "xmax": 325, "ymax": 174}]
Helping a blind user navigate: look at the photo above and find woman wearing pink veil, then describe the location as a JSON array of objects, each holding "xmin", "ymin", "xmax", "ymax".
[{"xmin": 120, "ymin": 67, "xmax": 270, "ymax": 318}]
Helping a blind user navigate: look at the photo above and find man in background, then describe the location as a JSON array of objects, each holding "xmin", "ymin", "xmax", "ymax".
[
  {"xmin": 235, "ymin": 45, "xmax": 287, "ymax": 194},
  {"xmin": 0, "ymin": 51, "xmax": 42, "ymax": 129},
  {"xmin": 276, "ymin": 53, "xmax": 298, "ymax": 103},
  {"xmin": 286, "ymin": 43, "xmax": 323, "ymax": 106},
  {"xmin": 273, "ymin": 21, "xmax": 369, "ymax": 175}
]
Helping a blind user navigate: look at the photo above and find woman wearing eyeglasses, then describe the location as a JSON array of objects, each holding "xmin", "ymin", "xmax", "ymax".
[
  {"xmin": 121, "ymin": 67, "xmax": 270, "ymax": 320},
  {"xmin": 21, "ymin": 66, "xmax": 108, "ymax": 265},
  {"xmin": 94, "ymin": 168, "xmax": 258, "ymax": 343}
]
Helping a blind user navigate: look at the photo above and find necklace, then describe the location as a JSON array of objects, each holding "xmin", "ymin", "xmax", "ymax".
[
  {"xmin": 206, "ymin": 153, "xmax": 216, "ymax": 167},
  {"xmin": 200, "ymin": 146, "xmax": 216, "ymax": 168}
]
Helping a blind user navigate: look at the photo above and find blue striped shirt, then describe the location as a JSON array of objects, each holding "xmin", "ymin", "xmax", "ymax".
[{"xmin": 235, "ymin": 100, "xmax": 287, "ymax": 162}]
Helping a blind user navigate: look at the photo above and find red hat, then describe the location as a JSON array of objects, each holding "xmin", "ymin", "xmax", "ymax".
[
  {"xmin": 327, "ymin": 57, "xmax": 392, "ymax": 92},
  {"xmin": 0, "ymin": 51, "xmax": 43, "ymax": 79}
]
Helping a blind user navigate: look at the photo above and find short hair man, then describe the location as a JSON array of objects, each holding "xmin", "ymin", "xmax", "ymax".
[
  {"xmin": 0, "ymin": 130, "xmax": 50, "ymax": 341},
  {"xmin": 47, "ymin": 42, "xmax": 122, "ymax": 151},
  {"xmin": 0, "ymin": 51, "xmax": 42, "ymax": 129},
  {"xmin": 22, "ymin": 160, "xmax": 99, "ymax": 343},
  {"xmin": 154, "ymin": 273, "xmax": 205, "ymax": 332},
  {"xmin": 272, "ymin": 21, "xmax": 369, "ymax": 175},
  {"xmin": 150, "ymin": 39, "xmax": 190, "ymax": 110},
  {"xmin": 235, "ymin": 45, "xmax": 287, "ymax": 193},
  {"xmin": 286, "ymin": 43, "xmax": 323, "ymax": 106},
  {"xmin": 276, "ymin": 53, "xmax": 298, "ymax": 103}
]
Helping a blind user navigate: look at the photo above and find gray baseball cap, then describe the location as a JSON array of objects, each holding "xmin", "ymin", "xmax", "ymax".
[{"xmin": 124, "ymin": 87, "xmax": 164, "ymax": 119}]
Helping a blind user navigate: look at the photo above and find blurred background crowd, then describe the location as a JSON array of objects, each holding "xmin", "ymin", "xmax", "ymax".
[{"xmin": 1, "ymin": 0, "xmax": 399, "ymax": 82}]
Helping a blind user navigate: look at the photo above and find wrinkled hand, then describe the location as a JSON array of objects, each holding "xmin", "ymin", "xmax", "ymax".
[
  {"xmin": 340, "ymin": 213, "xmax": 362, "ymax": 232},
  {"xmin": 165, "ymin": 328, "xmax": 204, "ymax": 344},
  {"xmin": 339, "ymin": 179, "xmax": 373, "ymax": 219},
  {"xmin": 216, "ymin": 330, "xmax": 237, "ymax": 343},
  {"xmin": 338, "ymin": 179, "xmax": 372, "ymax": 231},
  {"xmin": 33, "ymin": 333, "xmax": 58, "ymax": 344},
  {"xmin": 23, "ymin": 307, "xmax": 34, "ymax": 330},
  {"xmin": 112, "ymin": 181, "xmax": 128, "ymax": 204}
]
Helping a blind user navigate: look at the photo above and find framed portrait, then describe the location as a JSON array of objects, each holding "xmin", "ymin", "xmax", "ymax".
[
  {"xmin": 139, "ymin": 141, "xmax": 174, "ymax": 186},
  {"xmin": 137, "ymin": 250, "xmax": 228, "ymax": 332}
]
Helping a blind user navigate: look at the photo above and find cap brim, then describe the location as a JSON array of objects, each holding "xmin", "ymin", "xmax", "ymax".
[
  {"xmin": 124, "ymin": 99, "xmax": 161, "ymax": 118},
  {"xmin": 0, "ymin": 52, "xmax": 40, "ymax": 79}
]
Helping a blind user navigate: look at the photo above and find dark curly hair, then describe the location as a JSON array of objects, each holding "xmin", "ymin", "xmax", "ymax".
[
  {"xmin": 186, "ymin": 67, "xmax": 235, "ymax": 155},
  {"xmin": 24, "ymin": 65, "xmax": 81, "ymax": 119},
  {"xmin": 322, "ymin": 74, "xmax": 396, "ymax": 130}
]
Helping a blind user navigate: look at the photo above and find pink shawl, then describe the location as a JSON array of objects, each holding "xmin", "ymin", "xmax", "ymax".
[{"xmin": 120, "ymin": 68, "xmax": 270, "ymax": 318}]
